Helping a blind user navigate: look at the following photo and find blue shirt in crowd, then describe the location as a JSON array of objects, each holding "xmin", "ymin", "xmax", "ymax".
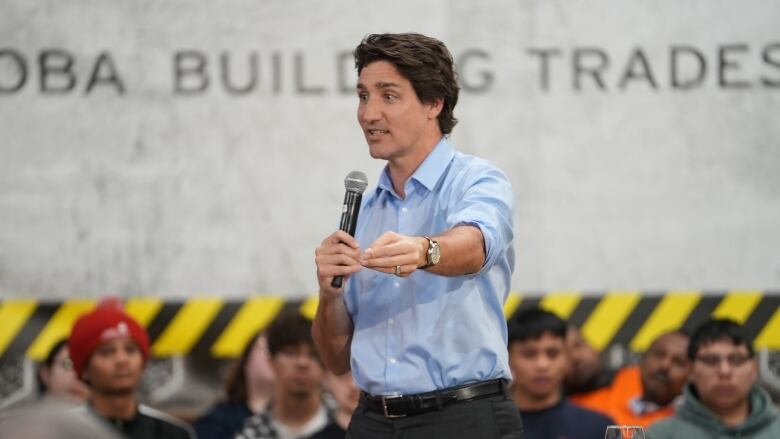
[{"xmin": 343, "ymin": 137, "xmax": 515, "ymax": 396}]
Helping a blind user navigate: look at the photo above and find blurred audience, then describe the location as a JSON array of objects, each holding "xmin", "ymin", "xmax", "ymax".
[
  {"xmin": 647, "ymin": 318, "xmax": 780, "ymax": 438},
  {"xmin": 508, "ymin": 308, "xmax": 614, "ymax": 439},
  {"xmin": 323, "ymin": 370, "xmax": 359, "ymax": 432},
  {"xmin": 194, "ymin": 332, "xmax": 274, "ymax": 439},
  {"xmin": 564, "ymin": 324, "xmax": 615, "ymax": 401},
  {"xmin": 573, "ymin": 330, "xmax": 690, "ymax": 428},
  {"xmin": 37, "ymin": 338, "xmax": 90, "ymax": 404},
  {"xmin": 69, "ymin": 299, "xmax": 196, "ymax": 438},
  {"xmin": 236, "ymin": 309, "xmax": 343, "ymax": 439},
  {"xmin": 0, "ymin": 402, "xmax": 122, "ymax": 439}
]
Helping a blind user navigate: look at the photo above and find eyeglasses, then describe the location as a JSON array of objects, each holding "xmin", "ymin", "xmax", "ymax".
[{"xmin": 695, "ymin": 353, "xmax": 752, "ymax": 368}]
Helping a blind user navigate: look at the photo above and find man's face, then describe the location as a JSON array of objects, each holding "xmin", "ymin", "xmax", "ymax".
[
  {"xmin": 509, "ymin": 332, "xmax": 568, "ymax": 402},
  {"xmin": 690, "ymin": 340, "xmax": 757, "ymax": 414},
  {"xmin": 640, "ymin": 333, "xmax": 690, "ymax": 406},
  {"xmin": 82, "ymin": 337, "xmax": 144, "ymax": 395},
  {"xmin": 357, "ymin": 60, "xmax": 442, "ymax": 163},
  {"xmin": 270, "ymin": 343, "xmax": 325, "ymax": 399},
  {"xmin": 564, "ymin": 326, "xmax": 602, "ymax": 388}
]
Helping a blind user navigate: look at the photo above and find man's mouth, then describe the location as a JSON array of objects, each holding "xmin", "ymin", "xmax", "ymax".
[{"xmin": 368, "ymin": 129, "xmax": 388, "ymax": 135}]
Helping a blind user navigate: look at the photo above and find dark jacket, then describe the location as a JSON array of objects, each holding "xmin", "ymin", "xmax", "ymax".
[
  {"xmin": 194, "ymin": 402, "xmax": 253, "ymax": 439},
  {"xmin": 83, "ymin": 404, "xmax": 196, "ymax": 439}
]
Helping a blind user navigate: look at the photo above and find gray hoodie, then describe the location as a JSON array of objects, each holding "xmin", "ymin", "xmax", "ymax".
[{"xmin": 647, "ymin": 384, "xmax": 780, "ymax": 439}]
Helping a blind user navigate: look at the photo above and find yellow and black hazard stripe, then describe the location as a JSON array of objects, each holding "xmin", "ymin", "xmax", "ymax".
[{"xmin": 0, "ymin": 291, "xmax": 778, "ymax": 362}]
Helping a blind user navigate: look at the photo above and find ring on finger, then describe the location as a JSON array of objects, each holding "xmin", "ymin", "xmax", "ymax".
[{"xmin": 395, "ymin": 265, "xmax": 402, "ymax": 276}]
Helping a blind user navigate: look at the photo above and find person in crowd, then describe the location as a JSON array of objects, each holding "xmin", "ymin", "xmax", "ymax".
[
  {"xmin": 0, "ymin": 402, "xmax": 122, "ymax": 439},
  {"xmin": 313, "ymin": 32, "xmax": 522, "ymax": 438},
  {"xmin": 508, "ymin": 307, "xmax": 614, "ymax": 439},
  {"xmin": 236, "ymin": 310, "xmax": 343, "ymax": 439},
  {"xmin": 564, "ymin": 324, "xmax": 615, "ymax": 402},
  {"xmin": 194, "ymin": 332, "xmax": 275, "ymax": 439},
  {"xmin": 647, "ymin": 318, "xmax": 780, "ymax": 438},
  {"xmin": 37, "ymin": 338, "xmax": 90, "ymax": 404},
  {"xmin": 567, "ymin": 328, "xmax": 691, "ymax": 428},
  {"xmin": 69, "ymin": 300, "xmax": 196, "ymax": 439},
  {"xmin": 323, "ymin": 370, "xmax": 360, "ymax": 433}
]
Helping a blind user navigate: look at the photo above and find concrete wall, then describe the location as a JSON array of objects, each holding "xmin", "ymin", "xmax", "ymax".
[{"xmin": 1, "ymin": 0, "xmax": 779, "ymax": 299}]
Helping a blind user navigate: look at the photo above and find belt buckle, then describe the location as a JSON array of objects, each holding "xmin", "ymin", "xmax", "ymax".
[{"xmin": 381, "ymin": 395, "xmax": 406, "ymax": 418}]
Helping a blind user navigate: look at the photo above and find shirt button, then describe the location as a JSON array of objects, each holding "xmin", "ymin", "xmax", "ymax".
[
  {"xmin": 389, "ymin": 358, "xmax": 397, "ymax": 364},
  {"xmin": 401, "ymin": 207, "xmax": 408, "ymax": 213},
  {"xmin": 394, "ymin": 282, "xmax": 400, "ymax": 288},
  {"xmin": 388, "ymin": 319, "xmax": 395, "ymax": 325}
]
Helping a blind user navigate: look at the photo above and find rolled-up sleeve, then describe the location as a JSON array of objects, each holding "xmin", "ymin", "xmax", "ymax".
[{"xmin": 446, "ymin": 164, "xmax": 514, "ymax": 271}]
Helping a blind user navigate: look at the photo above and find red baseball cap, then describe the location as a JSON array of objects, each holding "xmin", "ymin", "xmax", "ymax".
[{"xmin": 68, "ymin": 300, "xmax": 150, "ymax": 379}]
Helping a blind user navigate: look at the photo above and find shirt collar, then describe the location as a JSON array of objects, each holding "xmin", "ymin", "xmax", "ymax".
[{"xmin": 368, "ymin": 137, "xmax": 455, "ymax": 204}]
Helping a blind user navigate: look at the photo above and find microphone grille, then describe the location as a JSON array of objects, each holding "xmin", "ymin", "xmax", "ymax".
[{"xmin": 344, "ymin": 171, "xmax": 368, "ymax": 194}]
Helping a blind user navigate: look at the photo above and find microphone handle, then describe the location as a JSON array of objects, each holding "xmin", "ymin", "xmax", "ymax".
[{"xmin": 331, "ymin": 191, "xmax": 362, "ymax": 288}]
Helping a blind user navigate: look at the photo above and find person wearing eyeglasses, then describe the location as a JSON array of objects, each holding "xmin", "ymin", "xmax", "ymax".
[{"xmin": 646, "ymin": 318, "xmax": 780, "ymax": 438}]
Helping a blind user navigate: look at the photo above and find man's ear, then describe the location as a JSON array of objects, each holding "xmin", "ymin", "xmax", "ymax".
[{"xmin": 426, "ymin": 98, "xmax": 443, "ymax": 120}]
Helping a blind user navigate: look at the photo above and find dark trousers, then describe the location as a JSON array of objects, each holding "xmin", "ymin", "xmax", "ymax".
[{"xmin": 346, "ymin": 392, "xmax": 523, "ymax": 439}]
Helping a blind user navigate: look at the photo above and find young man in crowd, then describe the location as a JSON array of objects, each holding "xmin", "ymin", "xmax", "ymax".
[
  {"xmin": 68, "ymin": 300, "xmax": 195, "ymax": 439},
  {"xmin": 236, "ymin": 310, "xmax": 343, "ymax": 439},
  {"xmin": 647, "ymin": 318, "xmax": 780, "ymax": 438},
  {"xmin": 508, "ymin": 307, "xmax": 614, "ymax": 439},
  {"xmin": 571, "ymin": 330, "xmax": 691, "ymax": 428}
]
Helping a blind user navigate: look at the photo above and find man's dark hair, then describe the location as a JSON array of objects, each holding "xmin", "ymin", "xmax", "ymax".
[
  {"xmin": 354, "ymin": 33, "xmax": 459, "ymax": 135},
  {"xmin": 266, "ymin": 309, "xmax": 315, "ymax": 356},
  {"xmin": 508, "ymin": 307, "xmax": 567, "ymax": 345},
  {"xmin": 687, "ymin": 318, "xmax": 754, "ymax": 360}
]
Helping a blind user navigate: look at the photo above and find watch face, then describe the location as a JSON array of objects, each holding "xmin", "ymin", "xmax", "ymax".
[{"xmin": 430, "ymin": 242, "xmax": 441, "ymax": 265}]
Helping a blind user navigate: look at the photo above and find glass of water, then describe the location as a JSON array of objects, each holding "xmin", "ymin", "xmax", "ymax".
[{"xmin": 604, "ymin": 425, "xmax": 645, "ymax": 439}]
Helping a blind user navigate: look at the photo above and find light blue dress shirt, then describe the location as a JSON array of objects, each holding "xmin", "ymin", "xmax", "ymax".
[{"xmin": 343, "ymin": 137, "xmax": 515, "ymax": 396}]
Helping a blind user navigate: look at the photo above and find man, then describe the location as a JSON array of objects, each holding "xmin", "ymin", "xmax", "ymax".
[
  {"xmin": 236, "ymin": 310, "xmax": 343, "ymax": 439},
  {"xmin": 570, "ymin": 330, "xmax": 691, "ymax": 428},
  {"xmin": 68, "ymin": 300, "xmax": 195, "ymax": 439},
  {"xmin": 564, "ymin": 325, "xmax": 614, "ymax": 398},
  {"xmin": 313, "ymin": 33, "xmax": 521, "ymax": 438},
  {"xmin": 508, "ymin": 308, "xmax": 613, "ymax": 439},
  {"xmin": 647, "ymin": 318, "xmax": 780, "ymax": 438}
]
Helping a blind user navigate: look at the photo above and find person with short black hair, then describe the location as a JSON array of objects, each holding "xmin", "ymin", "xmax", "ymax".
[
  {"xmin": 236, "ymin": 310, "xmax": 342, "ymax": 439},
  {"xmin": 508, "ymin": 307, "xmax": 614, "ymax": 439},
  {"xmin": 647, "ymin": 318, "xmax": 780, "ymax": 438}
]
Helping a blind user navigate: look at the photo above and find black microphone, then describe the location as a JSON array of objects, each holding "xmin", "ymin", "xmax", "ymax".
[{"xmin": 331, "ymin": 171, "xmax": 368, "ymax": 288}]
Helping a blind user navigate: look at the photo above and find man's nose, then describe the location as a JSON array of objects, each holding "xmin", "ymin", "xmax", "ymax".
[{"xmin": 360, "ymin": 99, "xmax": 381, "ymax": 123}]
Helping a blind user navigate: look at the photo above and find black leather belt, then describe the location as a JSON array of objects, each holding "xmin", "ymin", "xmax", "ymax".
[{"xmin": 360, "ymin": 379, "xmax": 506, "ymax": 418}]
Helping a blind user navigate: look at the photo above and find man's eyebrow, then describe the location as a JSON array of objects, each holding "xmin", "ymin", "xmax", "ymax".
[{"xmin": 356, "ymin": 81, "xmax": 402, "ymax": 90}]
